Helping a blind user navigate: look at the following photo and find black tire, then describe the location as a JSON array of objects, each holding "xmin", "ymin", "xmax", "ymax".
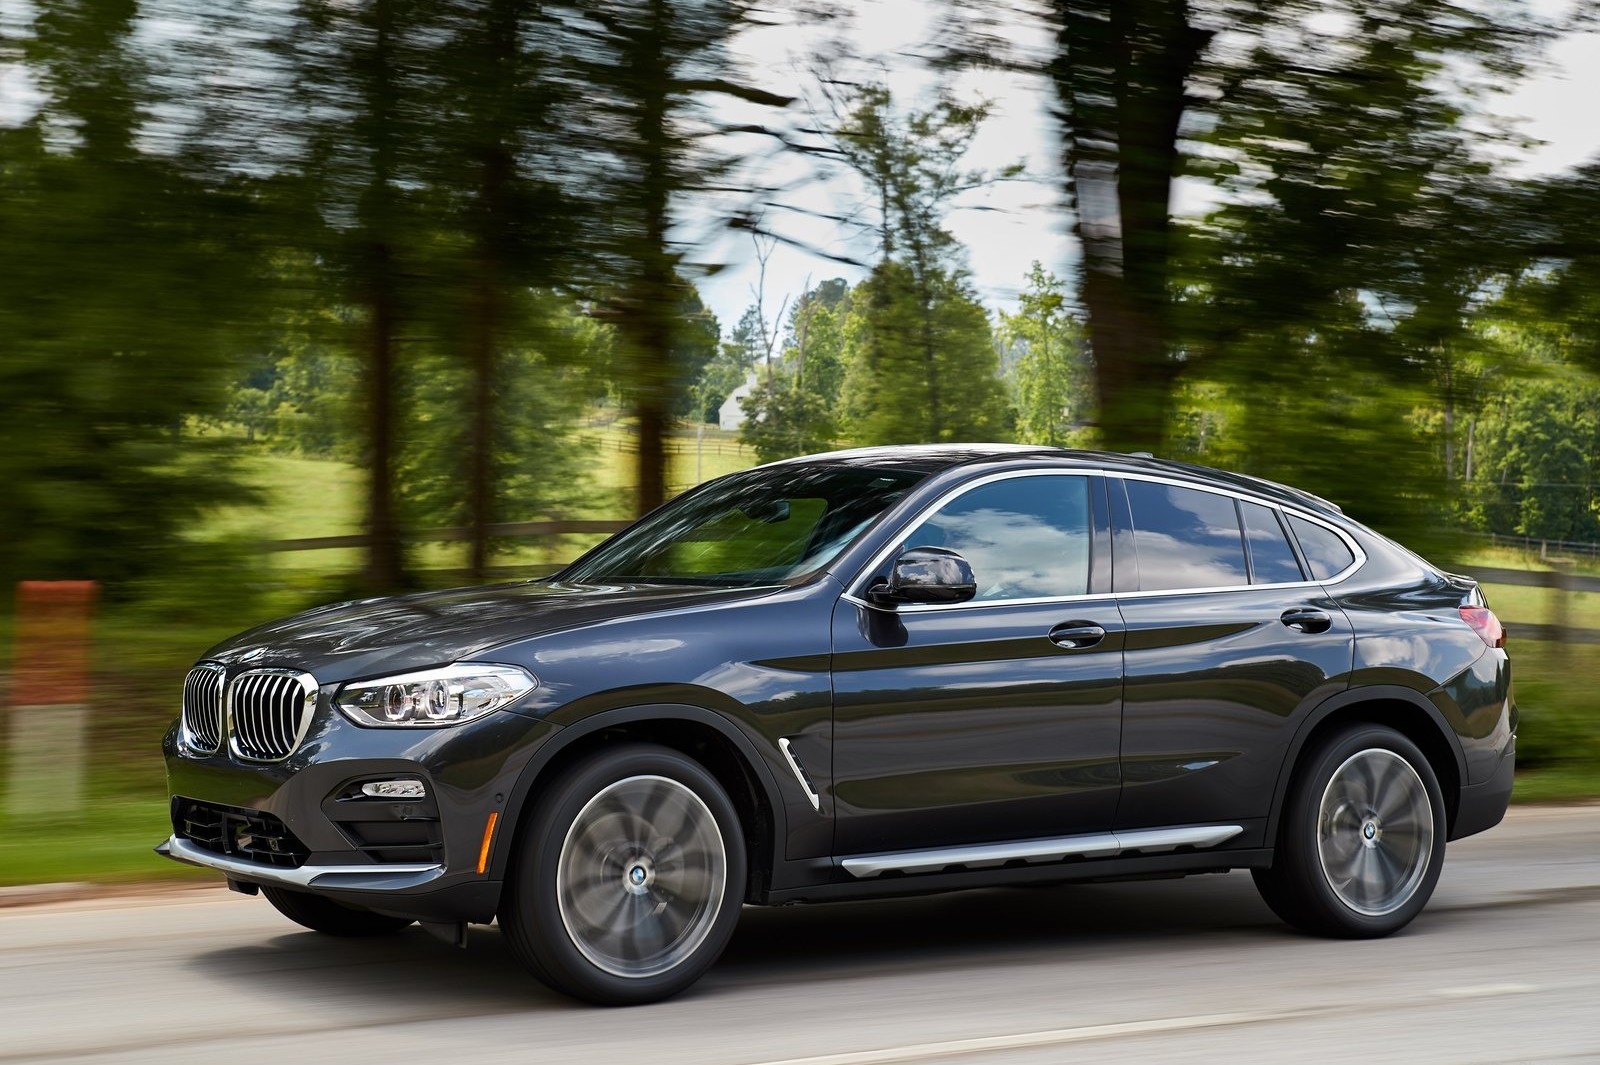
[
  {"xmin": 261, "ymin": 885, "xmax": 415, "ymax": 937},
  {"xmin": 1254, "ymin": 724, "xmax": 1447, "ymax": 938},
  {"xmin": 499, "ymin": 743, "xmax": 746, "ymax": 1006}
]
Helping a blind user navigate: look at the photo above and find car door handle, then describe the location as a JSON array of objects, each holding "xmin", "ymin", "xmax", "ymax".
[
  {"xmin": 1048, "ymin": 622, "xmax": 1107, "ymax": 649},
  {"xmin": 1281, "ymin": 608, "xmax": 1333, "ymax": 634}
]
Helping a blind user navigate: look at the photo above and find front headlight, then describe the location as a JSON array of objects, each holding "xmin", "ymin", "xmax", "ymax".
[{"xmin": 335, "ymin": 663, "xmax": 537, "ymax": 728}]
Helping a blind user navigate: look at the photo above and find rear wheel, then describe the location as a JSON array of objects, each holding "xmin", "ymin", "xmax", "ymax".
[
  {"xmin": 500, "ymin": 743, "xmax": 746, "ymax": 1005},
  {"xmin": 1255, "ymin": 724, "xmax": 1446, "ymax": 938},
  {"xmin": 261, "ymin": 886, "xmax": 414, "ymax": 936}
]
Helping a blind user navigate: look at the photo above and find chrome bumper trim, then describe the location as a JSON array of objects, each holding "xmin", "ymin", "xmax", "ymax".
[
  {"xmin": 840, "ymin": 824, "xmax": 1245, "ymax": 878},
  {"xmin": 157, "ymin": 836, "xmax": 444, "ymax": 891}
]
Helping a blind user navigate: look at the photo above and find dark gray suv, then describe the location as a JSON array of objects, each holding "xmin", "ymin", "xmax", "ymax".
[{"xmin": 160, "ymin": 446, "xmax": 1515, "ymax": 1004}]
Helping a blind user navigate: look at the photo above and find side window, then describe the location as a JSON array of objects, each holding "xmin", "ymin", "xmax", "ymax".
[
  {"xmin": 1123, "ymin": 480, "xmax": 1248, "ymax": 591},
  {"xmin": 902, "ymin": 476, "xmax": 1091, "ymax": 601},
  {"xmin": 1287, "ymin": 515, "xmax": 1356, "ymax": 581},
  {"xmin": 1240, "ymin": 501, "xmax": 1305, "ymax": 584}
]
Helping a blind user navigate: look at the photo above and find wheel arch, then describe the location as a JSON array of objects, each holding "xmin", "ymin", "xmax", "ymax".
[
  {"xmin": 1265, "ymin": 685, "xmax": 1467, "ymax": 845},
  {"xmin": 489, "ymin": 704, "xmax": 787, "ymax": 904}
]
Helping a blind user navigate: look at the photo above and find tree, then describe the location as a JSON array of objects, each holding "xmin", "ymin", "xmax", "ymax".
[
  {"xmin": 825, "ymin": 85, "xmax": 1013, "ymax": 443},
  {"xmin": 286, "ymin": 0, "xmax": 442, "ymax": 591},
  {"xmin": 734, "ymin": 277, "xmax": 850, "ymax": 461},
  {"xmin": 566, "ymin": 0, "xmax": 789, "ymax": 516},
  {"xmin": 842, "ymin": 261, "xmax": 1011, "ymax": 444},
  {"xmin": 426, "ymin": 0, "xmax": 577, "ymax": 578},
  {"xmin": 1165, "ymin": 4, "xmax": 1550, "ymax": 546},
  {"xmin": 739, "ymin": 377, "xmax": 838, "ymax": 462},
  {"xmin": 945, "ymin": 0, "xmax": 1549, "ymax": 454},
  {"xmin": 399, "ymin": 296, "xmax": 602, "ymax": 543},
  {"xmin": 1002, "ymin": 264, "xmax": 1088, "ymax": 446},
  {"xmin": 0, "ymin": 0, "xmax": 259, "ymax": 588},
  {"xmin": 1466, "ymin": 375, "xmax": 1600, "ymax": 544}
]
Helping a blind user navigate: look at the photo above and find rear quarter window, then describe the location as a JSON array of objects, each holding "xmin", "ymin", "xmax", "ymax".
[{"xmin": 1286, "ymin": 515, "xmax": 1356, "ymax": 580}]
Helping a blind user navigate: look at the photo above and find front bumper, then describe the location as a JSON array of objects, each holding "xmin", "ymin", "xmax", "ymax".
[
  {"xmin": 157, "ymin": 835, "xmax": 443, "ymax": 891},
  {"xmin": 160, "ymin": 696, "xmax": 561, "ymax": 922}
]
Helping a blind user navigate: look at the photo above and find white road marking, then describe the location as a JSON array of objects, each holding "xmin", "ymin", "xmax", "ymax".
[
  {"xmin": 1433, "ymin": 983, "xmax": 1540, "ymax": 999},
  {"xmin": 741, "ymin": 1010, "xmax": 1318, "ymax": 1065}
]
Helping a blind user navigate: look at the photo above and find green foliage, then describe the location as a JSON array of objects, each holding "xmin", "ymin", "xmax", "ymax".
[
  {"xmin": 1162, "ymin": 4, "xmax": 1556, "ymax": 551},
  {"xmin": 733, "ymin": 279, "xmax": 853, "ymax": 461},
  {"xmin": 841, "ymin": 261, "xmax": 1011, "ymax": 445},
  {"xmin": 1002, "ymin": 264, "xmax": 1089, "ymax": 447},
  {"xmin": 739, "ymin": 374, "xmax": 839, "ymax": 463},
  {"xmin": 669, "ymin": 286, "xmax": 724, "ymax": 418},
  {"xmin": 825, "ymin": 85, "xmax": 1014, "ymax": 446},
  {"xmin": 1466, "ymin": 375, "xmax": 1600, "ymax": 543},
  {"xmin": 398, "ymin": 295, "xmax": 601, "ymax": 530},
  {"xmin": 0, "ymin": 3, "xmax": 263, "ymax": 589}
]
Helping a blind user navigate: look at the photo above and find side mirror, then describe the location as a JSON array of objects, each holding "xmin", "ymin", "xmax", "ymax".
[{"xmin": 867, "ymin": 546, "xmax": 977, "ymax": 607}]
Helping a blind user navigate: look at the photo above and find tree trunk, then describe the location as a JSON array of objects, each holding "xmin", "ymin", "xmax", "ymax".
[
  {"xmin": 467, "ymin": 250, "xmax": 499, "ymax": 581},
  {"xmin": 465, "ymin": 80, "xmax": 516, "ymax": 579},
  {"xmin": 628, "ymin": 0, "xmax": 674, "ymax": 517},
  {"xmin": 1053, "ymin": 0, "xmax": 1205, "ymax": 454},
  {"xmin": 363, "ymin": 237, "xmax": 405, "ymax": 592},
  {"xmin": 359, "ymin": 0, "xmax": 405, "ymax": 593}
]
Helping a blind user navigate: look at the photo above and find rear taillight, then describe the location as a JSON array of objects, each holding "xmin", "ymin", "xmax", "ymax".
[{"xmin": 1459, "ymin": 605, "xmax": 1506, "ymax": 649}]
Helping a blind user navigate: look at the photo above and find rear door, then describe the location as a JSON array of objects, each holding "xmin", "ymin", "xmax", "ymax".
[{"xmin": 1110, "ymin": 476, "xmax": 1355, "ymax": 840}]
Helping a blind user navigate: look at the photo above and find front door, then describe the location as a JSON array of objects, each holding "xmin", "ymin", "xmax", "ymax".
[{"xmin": 830, "ymin": 471, "xmax": 1125, "ymax": 857}]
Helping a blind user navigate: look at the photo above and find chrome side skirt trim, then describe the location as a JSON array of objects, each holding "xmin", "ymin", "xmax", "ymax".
[
  {"xmin": 157, "ymin": 836, "xmax": 443, "ymax": 891},
  {"xmin": 839, "ymin": 824, "xmax": 1245, "ymax": 879},
  {"xmin": 778, "ymin": 737, "xmax": 822, "ymax": 812}
]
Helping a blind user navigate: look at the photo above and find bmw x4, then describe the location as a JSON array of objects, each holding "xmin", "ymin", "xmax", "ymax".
[{"xmin": 160, "ymin": 446, "xmax": 1515, "ymax": 1004}]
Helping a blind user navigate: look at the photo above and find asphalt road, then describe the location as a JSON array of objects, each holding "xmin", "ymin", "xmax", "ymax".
[{"xmin": 4, "ymin": 805, "xmax": 1597, "ymax": 1065}]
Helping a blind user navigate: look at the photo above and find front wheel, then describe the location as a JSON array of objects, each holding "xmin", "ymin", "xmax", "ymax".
[
  {"xmin": 1254, "ymin": 725, "xmax": 1447, "ymax": 938},
  {"xmin": 500, "ymin": 744, "xmax": 746, "ymax": 1005}
]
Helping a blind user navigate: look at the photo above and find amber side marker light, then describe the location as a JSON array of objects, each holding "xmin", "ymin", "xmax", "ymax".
[
  {"xmin": 477, "ymin": 811, "xmax": 500, "ymax": 875},
  {"xmin": 1460, "ymin": 605, "xmax": 1507, "ymax": 649}
]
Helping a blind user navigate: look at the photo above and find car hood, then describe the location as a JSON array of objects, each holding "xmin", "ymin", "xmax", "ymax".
[{"xmin": 201, "ymin": 580, "xmax": 779, "ymax": 682}]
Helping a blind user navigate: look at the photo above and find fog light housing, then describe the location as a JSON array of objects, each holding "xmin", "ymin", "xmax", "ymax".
[{"xmin": 360, "ymin": 779, "xmax": 428, "ymax": 800}]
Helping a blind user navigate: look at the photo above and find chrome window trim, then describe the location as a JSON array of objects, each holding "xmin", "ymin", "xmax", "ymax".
[
  {"xmin": 226, "ymin": 667, "xmax": 319, "ymax": 764},
  {"xmin": 840, "ymin": 465, "xmax": 1366, "ymax": 612}
]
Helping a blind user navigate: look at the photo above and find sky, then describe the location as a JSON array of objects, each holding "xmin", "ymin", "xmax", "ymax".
[{"xmin": 694, "ymin": 0, "xmax": 1600, "ymax": 339}]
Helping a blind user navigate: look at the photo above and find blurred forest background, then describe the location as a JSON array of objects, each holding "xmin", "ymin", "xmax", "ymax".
[{"xmin": 4, "ymin": 0, "xmax": 1600, "ymax": 881}]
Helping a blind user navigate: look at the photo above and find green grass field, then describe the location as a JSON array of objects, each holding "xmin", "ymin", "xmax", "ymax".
[{"xmin": 2, "ymin": 437, "xmax": 1598, "ymax": 887}]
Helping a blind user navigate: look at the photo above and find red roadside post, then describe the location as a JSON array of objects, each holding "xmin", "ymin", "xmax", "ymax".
[{"xmin": 5, "ymin": 581, "xmax": 96, "ymax": 819}]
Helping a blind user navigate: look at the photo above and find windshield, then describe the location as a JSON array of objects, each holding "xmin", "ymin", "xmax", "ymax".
[{"xmin": 562, "ymin": 465, "xmax": 928, "ymax": 586}]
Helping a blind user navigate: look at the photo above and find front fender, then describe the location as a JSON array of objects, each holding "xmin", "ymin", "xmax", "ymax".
[{"xmin": 486, "ymin": 702, "xmax": 795, "ymax": 890}]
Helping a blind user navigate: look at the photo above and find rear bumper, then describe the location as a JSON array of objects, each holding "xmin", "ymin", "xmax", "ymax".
[{"xmin": 1450, "ymin": 734, "xmax": 1515, "ymax": 841}]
